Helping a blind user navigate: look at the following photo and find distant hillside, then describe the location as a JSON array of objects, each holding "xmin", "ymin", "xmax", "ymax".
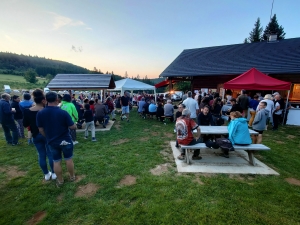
[{"xmin": 0, "ymin": 52, "xmax": 90, "ymax": 77}]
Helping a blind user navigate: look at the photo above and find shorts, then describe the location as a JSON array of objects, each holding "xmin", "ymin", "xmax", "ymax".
[
  {"xmin": 48, "ymin": 143, "xmax": 73, "ymax": 162},
  {"xmin": 122, "ymin": 106, "xmax": 129, "ymax": 114},
  {"xmin": 253, "ymin": 129, "xmax": 264, "ymax": 134}
]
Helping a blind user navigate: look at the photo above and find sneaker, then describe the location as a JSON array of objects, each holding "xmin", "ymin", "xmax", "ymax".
[
  {"xmin": 12, "ymin": 142, "xmax": 20, "ymax": 146},
  {"xmin": 51, "ymin": 173, "xmax": 57, "ymax": 180},
  {"xmin": 56, "ymin": 180, "xmax": 64, "ymax": 188},
  {"xmin": 121, "ymin": 116, "xmax": 124, "ymax": 121},
  {"xmin": 103, "ymin": 124, "xmax": 106, "ymax": 128},
  {"xmin": 84, "ymin": 136, "xmax": 88, "ymax": 140},
  {"xmin": 73, "ymin": 141, "xmax": 79, "ymax": 145},
  {"xmin": 27, "ymin": 139, "xmax": 33, "ymax": 145},
  {"xmin": 45, "ymin": 171, "xmax": 52, "ymax": 181},
  {"xmin": 192, "ymin": 156, "xmax": 202, "ymax": 160},
  {"xmin": 92, "ymin": 138, "xmax": 97, "ymax": 142}
]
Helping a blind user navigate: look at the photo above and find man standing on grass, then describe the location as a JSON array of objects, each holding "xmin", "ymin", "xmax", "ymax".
[
  {"xmin": 237, "ymin": 90, "xmax": 249, "ymax": 119},
  {"xmin": 0, "ymin": 93, "xmax": 19, "ymax": 145},
  {"xmin": 252, "ymin": 101, "xmax": 269, "ymax": 144},
  {"xmin": 272, "ymin": 94, "xmax": 284, "ymax": 131},
  {"xmin": 183, "ymin": 91, "xmax": 199, "ymax": 121},
  {"xmin": 120, "ymin": 91, "xmax": 130, "ymax": 122},
  {"xmin": 37, "ymin": 92, "xmax": 76, "ymax": 187}
]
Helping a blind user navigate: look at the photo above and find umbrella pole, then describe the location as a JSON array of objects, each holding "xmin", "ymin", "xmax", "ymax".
[{"xmin": 282, "ymin": 89, "xmax": 291, "ymax": 125}]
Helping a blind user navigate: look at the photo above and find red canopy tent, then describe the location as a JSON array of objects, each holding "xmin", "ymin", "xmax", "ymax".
[
  {"xmin": 224, "ymin": 68, "xmax": 291, "ymax": 90},
  {"xmin": 155, "ymin": 80, "xmax": 178, "ymax": 88},
  {"xmin": 224, "ymin": 68, "xmax": 291, "ymax": 125}
]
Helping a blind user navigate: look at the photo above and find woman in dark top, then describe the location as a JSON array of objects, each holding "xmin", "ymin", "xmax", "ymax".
[
  {"xmin": 211, "ymin": 98, "xmax": 223, "ymax": 125},
  {"xmin": 23, "ymin": 89, "xmax": 55, "ymax": 181},
  {"xmin": 156, "ymin": 102, "xmax": 164, "ymax": 122}
]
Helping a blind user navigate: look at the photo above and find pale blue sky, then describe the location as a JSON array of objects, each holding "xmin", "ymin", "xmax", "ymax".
[{"xmin": 0, "ymin": 0, "xmax": 299, "ymax": 78}]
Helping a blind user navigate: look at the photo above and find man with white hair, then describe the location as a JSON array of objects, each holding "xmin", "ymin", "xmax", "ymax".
[
  {"xmin": 273, "ymin": 94, "xmax": 284, "ymax": 131},
  {"xmin": 176, "ymin": 109, "xmax": 202, "ymax": 160},
  {"xmin": 0, "ymin": 93, "xmax": 19, "ymax": 145},
  {"xmin": 164, "ymin": 99, "xmax": 174, "ymax": 122},
  {"xmin": 183, "ymin": 91, "xmax": 199, "ymax": 120}
]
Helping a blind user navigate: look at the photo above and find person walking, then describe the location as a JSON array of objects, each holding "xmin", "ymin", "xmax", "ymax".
[
  {"xmin": 120, "ymin": 91, "xmax": 130, "ymax": 122},
  {"xmin": 83, "ymin": 104, "xmax": 96, "ymax": 141},
  {"xmin": 37, "ymin": 92, "xmax": 76, "ymax": 187},
  {"xmin": 11, "ymin": 95, "xmax": 25, "ymax": 138},
  {"xmin": 23, "ymin": 89, "xmax": 56, "ymax": 181},
  {"xmin": 0, "ymin": 93, "xmax": 19, "ymax": 145}
]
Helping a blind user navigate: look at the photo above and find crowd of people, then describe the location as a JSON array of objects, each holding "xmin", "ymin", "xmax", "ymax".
[{"xmin": 0, "ymin": 87, "xmax": 290, "ymax": 184}]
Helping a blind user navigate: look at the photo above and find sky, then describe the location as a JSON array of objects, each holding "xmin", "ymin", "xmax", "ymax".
[{"xmin": 0, "ymin": 0, "xmax": 299, "ymax": 78}]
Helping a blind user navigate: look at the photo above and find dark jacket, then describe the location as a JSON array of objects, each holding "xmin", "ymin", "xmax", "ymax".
[
  {"xmin": 11, "ymin": 101, "xmax": 23, "ymax": 120},
  {"xmin": 0, "ymin": 99, "xmax": 14, "ymax": 123},
  {"xmin": 197, "ymin": 113, "xmax": 213, "ymax": 126},
  {"xmin": 237, "ymin": 95, "xmax": 249, "ymax": 110}
]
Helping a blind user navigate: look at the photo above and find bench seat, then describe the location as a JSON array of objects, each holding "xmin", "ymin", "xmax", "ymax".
[{"xmin": 180, "ymin": 143, "xmax": 270, "ymax": 166}]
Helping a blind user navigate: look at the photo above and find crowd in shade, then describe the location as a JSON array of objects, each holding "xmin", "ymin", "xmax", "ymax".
[{"xmin": 0, "ymin": 87, "xmax": 290, "ymax": 186}]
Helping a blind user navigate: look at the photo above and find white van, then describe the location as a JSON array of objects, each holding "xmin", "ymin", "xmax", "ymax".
[
  {"xmin": 44, "ymin": 87, "xmax": 50, "ymax": 93},
  {"xmin": 4, "ymin": 85, "xmax": 11, "ymax": 94}
]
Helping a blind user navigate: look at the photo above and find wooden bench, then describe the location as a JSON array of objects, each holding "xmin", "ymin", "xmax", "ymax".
[{"xmin": 180, "ymin": 143, "xmax": 270, "ymax": 166}]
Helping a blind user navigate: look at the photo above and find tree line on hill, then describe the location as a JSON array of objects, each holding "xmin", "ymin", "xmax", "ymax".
[
  {"xmin": 0, "ymin": 52, "xmax": 161, "ymax": 86},
  {"xmin": 244, "ymin": 14, "xmax": 285, "ymax": 43}
]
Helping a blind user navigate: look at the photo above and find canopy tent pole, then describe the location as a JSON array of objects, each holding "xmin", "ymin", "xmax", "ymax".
[
  {"xmin": 282, "ymin": 88, "xmax": 291, "ymax": 125},
  {"xmin": 154, "ymin": 88, "xmax": 157, "ymax": 102},
  {"xmin": 100, "ymin": 90, "xmax": 103, "ymax": 102}
]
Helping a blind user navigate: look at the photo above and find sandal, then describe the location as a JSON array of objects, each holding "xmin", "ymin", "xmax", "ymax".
[
  {"xmin": 177, "ymin": 155, "xmax": 185, "ymax": 160},
  {"xmin": 56, "ymin": 180, "xmax": 64, "ymax": 188},
  {"xmin": 70, "ymin": 176, "xmax": 76, "ymax": 182}
]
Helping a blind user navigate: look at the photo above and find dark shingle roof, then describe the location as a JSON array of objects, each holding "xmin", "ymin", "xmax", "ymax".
[
  {"xmin": 160, "ymin": 38, "xmax": 300, "ymax": 77},
  {"xmin": 47, "ymin": 74, "xmax": 115, "ymax": 90}
]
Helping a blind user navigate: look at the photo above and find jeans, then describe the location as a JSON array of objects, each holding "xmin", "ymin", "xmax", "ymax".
[
  {"xmin": 85, "ymin": 121, "xmax": 95, "ymax": 138},
  {"xmin": 16, "ymin": 119, "xmax": 25, "ymax": 138},
  {"xmin": 2, "ymin": 122, "xmax": 19, "ymax": 144},
  {"xmin": 273, "ymin": 113, "xmax": 281, "ymax": 129},
  {"xmin": 33, "ymin": 133, "xmax": 54, "ymax": 174},
  {"xmin": 181, "ymin": 138, "xmax": 202, "ymax": 156}
]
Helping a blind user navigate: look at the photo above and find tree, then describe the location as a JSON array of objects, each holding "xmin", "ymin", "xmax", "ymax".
[
  {"xmin": 124, "ymin": 71, "xmax": 128, "ymax": 78},
  {"xmin": 248, "ymin": 17, "xmax": 263, "ymax": 43},
  {"xmin": 243, "ymin": 38, "xmax": 249, "ymax": 44},
  {"xmin": 136, "ymin": 74, "xmax": 140, "ymax": 79},
  {"xmin": 263, "ymin": 14, "xmax": 285, "ymax": 40},
  {"xmin": 45, "ymin": 73, "xmax": 54, "ymax": 81},
  {"xmin": 24, "ymin": 68, "xmax": 38, "ymax": 83}
]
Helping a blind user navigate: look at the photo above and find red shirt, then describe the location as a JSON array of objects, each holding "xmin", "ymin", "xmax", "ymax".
[{"xmin": 176, "ymin": 117, "xmax": 198, "ymax": 145}]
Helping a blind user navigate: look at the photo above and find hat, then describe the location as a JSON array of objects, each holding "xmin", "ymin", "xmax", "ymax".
[
  {"xmin": 12, "ymin": 95, "xmax": 19, "ymax": 100},
  {"xmin": 182, "ymin": 109, "xmax": 191, "ymax": 116},
  {"xmin": 272, "ymin": 92, "xmax": 279, "ymax": 96}
]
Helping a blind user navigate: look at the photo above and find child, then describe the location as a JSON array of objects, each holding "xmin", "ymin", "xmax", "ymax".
[{"xmin": 83, "ymin": 104, "xmax": 96, "ymax": 142}]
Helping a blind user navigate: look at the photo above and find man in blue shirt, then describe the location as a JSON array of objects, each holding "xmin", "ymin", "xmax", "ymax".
[
  {"xmin": 0, "ymin": 93, "xmax": 19, "ymax": 145},
  {"xmin": 148, "ymin": 100, "xmax": 157, "ymax": 118},
  {"xmin": 37, "ymin": 92, "xmax": 77, "ymax": 187}
]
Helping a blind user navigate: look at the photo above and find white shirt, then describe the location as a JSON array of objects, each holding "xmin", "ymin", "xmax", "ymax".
[
  {"xmin": 274, "ymin": 102, "xmax": 282, "ymax": 115},
  {"xmin": 183, "ymin": 97, "xmax": 199, "ymax": 118}
]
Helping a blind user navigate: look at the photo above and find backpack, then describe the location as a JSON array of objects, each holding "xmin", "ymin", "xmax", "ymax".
[{"xmin": 215, "ymin": 138, "xmax": 235, "ymax": 152}]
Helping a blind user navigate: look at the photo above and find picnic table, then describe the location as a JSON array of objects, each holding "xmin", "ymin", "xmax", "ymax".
[{"xmin": 196, "ymin": 126, "xmax": 258, "ymax": 135}]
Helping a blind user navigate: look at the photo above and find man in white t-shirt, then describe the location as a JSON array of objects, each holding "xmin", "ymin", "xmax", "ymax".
[{"xmin": 183, "ymin": 91, "xmax": 199, "ymax": 119}]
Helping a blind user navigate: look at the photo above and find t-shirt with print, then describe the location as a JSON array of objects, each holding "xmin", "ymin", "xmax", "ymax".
[
  {"xmin": 176, "ymin": 117, "xmax": 198, "ymax": 145},
  {"xmin": 36, "ymin": 106, "xmax": 74, "ymax": 147}
]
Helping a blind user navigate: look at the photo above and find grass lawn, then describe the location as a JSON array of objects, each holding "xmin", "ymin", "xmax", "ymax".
[
  {"xmin": 0, "ymin": 74, "xmax": 46, "ymax": 90},
  {"xmin": 0, "ymin": 109, "xmax": 300, "ymax": 224}
]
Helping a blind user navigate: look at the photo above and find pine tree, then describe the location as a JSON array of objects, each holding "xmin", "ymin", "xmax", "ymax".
[
  {"xmin": 124, "ymin": 71, "xmax": 128, "ymax": 78},
  {"xmin": 248, "ymin": 17, "xmax": 263, "ymax": 43},
  {"xmin": 136, "ymin": 74, "xmax": 140, "ymax": 79},
  {"xmin": 263, "ymin": 14, "xmax": 285, "ymax": 40},
  {"xmin": 243, "ymin": 38, "xmax": 249, "ymax": 44}
]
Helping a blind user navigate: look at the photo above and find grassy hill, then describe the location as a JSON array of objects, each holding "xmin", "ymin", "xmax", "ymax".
[{"xmin": 0, "ymin": 74, "xmax": 46, "ymax": 90}]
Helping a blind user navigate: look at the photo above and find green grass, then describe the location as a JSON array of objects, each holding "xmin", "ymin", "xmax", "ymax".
[
  {"xmin": 0, "ymin": 74, "xmax": 46, "ymax": 90},
  {"xmin": 0, "ymin": 109, "xmax": 300, "ymax": 224}
]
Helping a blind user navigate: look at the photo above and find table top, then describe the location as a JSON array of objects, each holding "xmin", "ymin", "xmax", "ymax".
[{"xmin": 193, "ymin": 126, "xmax": 258, "ymax": 135}]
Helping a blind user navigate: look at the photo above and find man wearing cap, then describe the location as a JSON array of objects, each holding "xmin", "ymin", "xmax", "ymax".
[
  {"xmin": 182, "ymin": 91, "xmax": 199, "ymax": 120},
  {"xmin": 0, "ymin": 93, "xmax": 19, "ymax": 145},
  {"xmin": 176, "ymin": 109, "xmax": 202, "ymax": 160},
  {"xmin": 237, "ymin": 90, "xmax": 249, "ymax": 119},
  {"xmin": 11, "ymin": 95, "xmax": 25, "ymax": 138}
]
